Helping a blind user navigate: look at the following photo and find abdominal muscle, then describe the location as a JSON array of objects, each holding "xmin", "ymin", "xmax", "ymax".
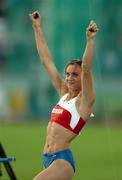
[{"xmin": 43, "ymin": 122, "xmax": 77, "ymax": 154}]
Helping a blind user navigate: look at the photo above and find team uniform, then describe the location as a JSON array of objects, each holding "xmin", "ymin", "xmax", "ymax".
[
  {"xmin": 42, "ymin": 93, "xmax": 87, "ymax": 172},
  {"xmin": 50, "ymin": 93, "xmax": 86, "ymax": 134},
  {"xmin": 43, "ymin": 149, "xmax": 75, "ymax": 172}
]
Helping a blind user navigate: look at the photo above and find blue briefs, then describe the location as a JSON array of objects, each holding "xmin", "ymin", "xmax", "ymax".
[{"xmin": 42, "ymin": 149, "xmax": 75, "ymax": 172}]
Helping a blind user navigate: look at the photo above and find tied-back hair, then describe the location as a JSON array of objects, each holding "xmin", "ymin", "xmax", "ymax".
[{"xmin": 64, "ymin": 59, "xmax": 82, "ymax": 73}]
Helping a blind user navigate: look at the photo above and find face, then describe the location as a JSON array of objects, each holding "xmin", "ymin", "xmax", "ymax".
[{"xmin": 65, "ymin": 64, "xmax": 81, "ymax": 91}]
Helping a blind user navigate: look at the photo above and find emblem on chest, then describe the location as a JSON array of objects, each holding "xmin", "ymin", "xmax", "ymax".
[{"xmin": 52, "ymin": 108, "xmax": 63, "ymax": 114}]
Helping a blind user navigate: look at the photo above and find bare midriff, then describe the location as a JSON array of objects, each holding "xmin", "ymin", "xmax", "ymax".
[{"xmin": 43, "ymin": 122, "xmax": 77, "ymax": 154}]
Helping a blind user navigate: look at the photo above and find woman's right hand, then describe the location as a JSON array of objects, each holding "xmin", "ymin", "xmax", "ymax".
[{"xmin": 29, "ymin": 11, "xmax": 41, "ymax": 28}]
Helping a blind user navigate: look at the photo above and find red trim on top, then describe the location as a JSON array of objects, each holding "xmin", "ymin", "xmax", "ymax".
[{"xmin": 50, "ymin": 104, "xmax": 86, "ymax": 134}]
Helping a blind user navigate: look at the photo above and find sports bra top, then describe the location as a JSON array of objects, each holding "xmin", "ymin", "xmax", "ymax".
[{"xmin": 49, "ymin": 93, "xmax": 86, "ymax": 134}]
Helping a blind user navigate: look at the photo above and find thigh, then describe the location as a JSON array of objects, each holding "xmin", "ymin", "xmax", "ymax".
[{"xmin": 33, "ymin": 159, "xmax": 74, "ymax": 180}]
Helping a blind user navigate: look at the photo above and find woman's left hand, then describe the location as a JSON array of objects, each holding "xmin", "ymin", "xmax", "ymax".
[{"xmin": 86, "ymin": 20, "xmax": 99, "ymax": 39}]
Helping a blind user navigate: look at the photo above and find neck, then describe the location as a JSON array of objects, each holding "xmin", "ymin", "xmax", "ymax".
[{"xmin": 67, "ymin": 90, "xmax": 80, "ymax": 100}]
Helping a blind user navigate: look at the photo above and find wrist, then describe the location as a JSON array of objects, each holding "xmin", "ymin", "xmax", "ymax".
[
  {"xmin": 32, "ymin": 23, "xmax": 41, "ymax": 31},
  {"xmin": 86, "ymin": 37, "xmax": 95, "ymax": 44}
]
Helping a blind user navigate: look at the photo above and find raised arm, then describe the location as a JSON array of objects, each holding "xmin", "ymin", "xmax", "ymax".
[
  {"xmin": 81, "ymin": 20, "xmax": 98, "ymax": 112},
  {"xmin": 29, "ymin": 11, "xmax": 67, "ymax": 96}
]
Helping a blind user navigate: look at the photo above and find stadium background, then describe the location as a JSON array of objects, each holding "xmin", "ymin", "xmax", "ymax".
[{"xmin": 0, "ymin": 0, "xmax": 122, "ymax": 179}]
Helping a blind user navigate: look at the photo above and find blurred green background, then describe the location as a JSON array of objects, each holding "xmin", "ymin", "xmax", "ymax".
[{"xmin": 0, "ymin": 0, "xmax": 122, "ymax": 179}]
